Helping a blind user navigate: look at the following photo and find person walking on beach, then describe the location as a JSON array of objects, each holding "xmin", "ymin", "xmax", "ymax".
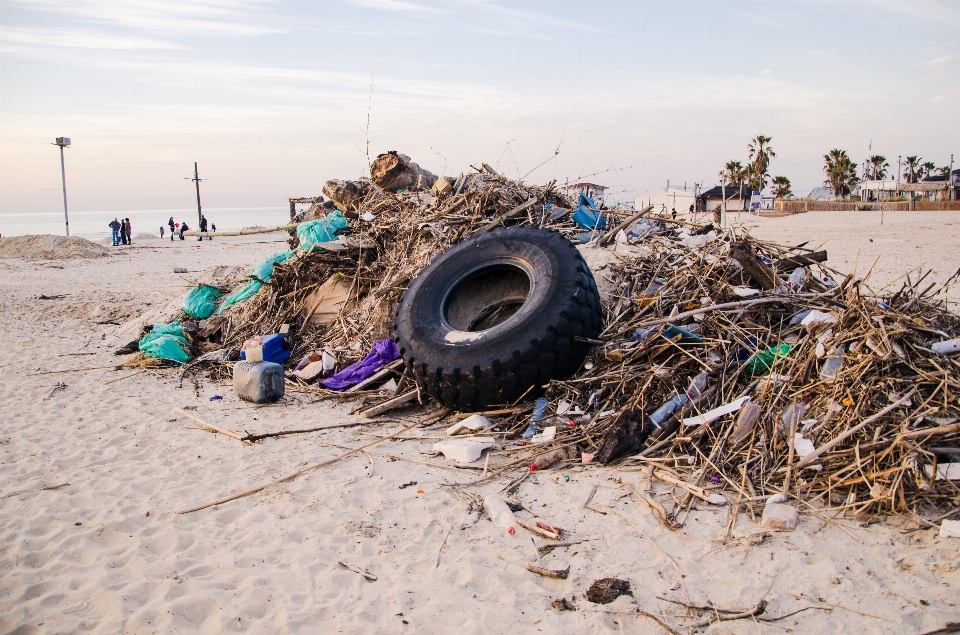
[
  {"xmin": 109, "ymin": 218, "xmax": 121, "ymax": 246},
  {"xmin": 199, "ymin": 215, "xmax": 208, "ymax": 241},
  {"xmin": 179, "ymin": 222, "xmax": 189, "ymax": 240},
  {"xmin": 124, "ymin": 218, "xmax": 132, "ymax": 245},
  {"xmin": 671, "ymin": 207, "xmax": 677, "ymax": 220},
  {"xmin": 168, "ymin": 217, "xmax": 176, "ymax": 242},
  {"xmin": 211, "ymin": 223, "xmax": 216, "ymax": 238}
]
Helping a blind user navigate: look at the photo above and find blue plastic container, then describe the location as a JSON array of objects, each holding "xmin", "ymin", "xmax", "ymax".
[{"xmin": 240, "ymin": 333, "xmax": 290, "ymax": 364}]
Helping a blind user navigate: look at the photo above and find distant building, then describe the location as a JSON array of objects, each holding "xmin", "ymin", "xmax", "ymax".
[
  {"xmin": 562, "ymin": 182, "xmax": 608, "ymax": 206},
  {"xmin": 859, "ymin": 180, "xmax": 898, "ymax": 202},
  {"xmin": 919, "ymin": 169, "xmax": 960, "ymax": 200},
  {"xmin": 697, "ymin": 185, "xmax": 754, "ymax": 213},
  {"xmin": 635, "ymin": 185, "xmax": 696, "ymax": 215}
]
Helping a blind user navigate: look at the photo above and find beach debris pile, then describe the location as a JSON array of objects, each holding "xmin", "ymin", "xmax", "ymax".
[{"xmin": 130, "ymin": 150, "xmax": 960, "ymax": 522}]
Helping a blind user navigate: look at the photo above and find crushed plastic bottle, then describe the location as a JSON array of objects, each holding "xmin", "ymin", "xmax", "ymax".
[
  {"xmin": 523, "ymin": 397, "xmax": 550, "ymax": 440},
  {"xmin": 819, "ymin": 348, "xmax": 843, "ymax": 383},
  {"xmin": 648, "ymin": 372, "xmax": 708, "ymax": 429},
  {"xmin": 484, "ymin": 494, "xmax": 517, "ymax": 535},
  {"xmin": 787, "ymin": 267, "xmax": 806, "ymax": 290},
  {"xmin": 730, "ymin": 401, "xmax": 761, "ymax": 445},
  {"xmin": 931, "ymin": 338, "xmax": 960, "ymax": 356},
  {"xmin": 321, "ymin": 344, "xmax": 337, "ymax": 377},
  {"xmin": 779, "ymin": 400, "xmax": 808, "ymax": 437}
]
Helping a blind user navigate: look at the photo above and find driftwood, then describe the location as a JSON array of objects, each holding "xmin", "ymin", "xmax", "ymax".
[
  {"xmin": 370, "ymin": 151, "xmax": 437, "ymax": 191},
  {"xmin": 730, "ymin": 239, "xmax": 779, "ymax": 289}
]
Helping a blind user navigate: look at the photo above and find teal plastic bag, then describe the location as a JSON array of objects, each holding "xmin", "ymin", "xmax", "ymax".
[
  {"xmin": 182, "ymin": 285, "xmax": 222, "ymax": 319},
  {"xmin": 217, "ymin": 280, "xmax": 262, "ymax": 315},
  {"xmin": 150, "ymin": 322, "xmax": 183, "ymax": 337},
  {"xmin": 297, "ymin": 211, "xmax": 349, "ymax": 251},
  {"xmin": 252, "ymin": 251, "xmax": 295, "ymax": 283},
  {"xmin": 139, "ymin": 323, "xmax": 191, "ymax": 363}
]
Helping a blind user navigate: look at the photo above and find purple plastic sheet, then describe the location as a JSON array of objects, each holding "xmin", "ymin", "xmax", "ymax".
[{"xmin": 320, "ymin": 339, "xmax": 400, "ymax": 391}]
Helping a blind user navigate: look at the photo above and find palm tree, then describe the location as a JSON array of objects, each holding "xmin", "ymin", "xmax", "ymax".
[
  {"xmin": 823, "ymin": 149, "xmax": 859, "ymax": 198},
  {"xmin": 744, "ymin": 163, "xmax": 760, "ymax": 191},
  {"xmin": 902, "ymin": 156, "xmax": 923, "ymax": 183},
  {"xmin": 748, "ymin": 135, "xmax": 776, "ymax": 191},
  {"xmin": 771, "ymin": 176, "xmax": 792, "ymax": 199},
  {"xmin": 867, "ymin": 155, "xmax": 888, "ymax": 180},
  {"xmin": 719, "ymin": 160, "xmax": 746, "ymax": 186},
  {"xmin": 921, "ymin": 161, "xmax": 937, "ymax": 181}
]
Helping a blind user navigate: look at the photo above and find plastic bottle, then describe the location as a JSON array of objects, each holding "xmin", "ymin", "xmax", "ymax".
[
  {"xmin": 523, "ymin": 397, "xmax": 549, "ymax": 440},
  {"xmin": 931, "ymin": 338, "xmax": 960, "ymax": 356},
  {"xmin": 321, "ymin": 345, "xmax": 337, "ymax": 377},
  {"xmin": 530, "ymin": 446, "xmax": 571, "ymax": 471},
  {"xmin": 730, "ymin": 401, "xmax": 761, "ymax": 445},
  {"xmin": 819, "ymin": 349, "xmax": 843, "ymax": 383},
  {"xmin": 484, "ymin": 494, "xmax": 517, "ymax": 535},
  {"xmin": 295, "ymin": 350, "xmax": 320, "ymax": 372},
  {"xmin": 779, "ymin": 401, "xmax": 808, "ymax": 437},
  {"xmin": 787, "ymin": 267, "xmax": 806, "ymax": 290},
  {"xmin": 648, "ymin": 372, "xmax": 709, "ymax": 429}
]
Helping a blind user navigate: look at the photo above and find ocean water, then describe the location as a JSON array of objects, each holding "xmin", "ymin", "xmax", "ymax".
[{"xmin": 0, "ymin": 207, "xmax": 291, "ymax": 241}]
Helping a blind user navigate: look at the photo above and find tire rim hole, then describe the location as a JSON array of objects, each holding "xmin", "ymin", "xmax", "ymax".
[{"xmin": 445, "ymin": 265, "xmax": 531, "ymax": 332}]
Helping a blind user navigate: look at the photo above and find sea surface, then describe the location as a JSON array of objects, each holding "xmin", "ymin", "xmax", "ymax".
[{"xmin": 0, "ymin": 207, "xmax": 290, "ymax": 241}]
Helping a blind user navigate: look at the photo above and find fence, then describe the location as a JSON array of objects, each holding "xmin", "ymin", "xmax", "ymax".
[{"xmin": 774, "ymin": 200, "xmax": 960, "ymax": 213}]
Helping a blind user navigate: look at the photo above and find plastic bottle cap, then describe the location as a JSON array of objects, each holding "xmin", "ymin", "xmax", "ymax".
[
  {"xmin": 507, "ymin": 527, "xmax": 516, "ymax": 535},
  {"xmin": 529, "ymin": 464, "xmax": 537, "ymax": 471}
]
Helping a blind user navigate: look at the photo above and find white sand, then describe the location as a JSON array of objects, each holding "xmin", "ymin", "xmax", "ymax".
[{"xmin": 1, "ymin": 223, "xmax": 958, "ymax": 634}]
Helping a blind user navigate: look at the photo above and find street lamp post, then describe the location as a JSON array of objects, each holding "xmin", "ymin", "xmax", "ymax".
[{"xmin": 53, "ymin": 137, "xmax": 71, "ymax": 236}]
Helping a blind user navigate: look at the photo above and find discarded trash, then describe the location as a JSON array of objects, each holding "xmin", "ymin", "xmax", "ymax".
[
  {"xmin": 530, "ymin": 445, "xmax": 572, "ymax": 470},
  {"xmin": 138, "ymin": 323, "xmax": 191, "ymax": 363},
  {"xmin": 793, "ymin": 433, "xmax": 822, "ymax": 470},
  {"xmin": 530, "ymin": 426, "xmax": 557, "ymax": 444},
  {"xmin": 484, "ymin": 494, "xmax": 517, "ymax": 535},
  {"xmin": 240, "ymin": 336, "xmax": 264, "ymax": 363},
  {"xmin": 446, "ymin": 414, "xmax": 493, "ymax": 436},
  {"xmin": 296, "ymin": 211, "xmax": 349, "ymax": 250},
  {"xmin": 294, "ymin": 351, "xmax": 320, "ymax": 372},
  {"xmin": 432, "ymin": 437, "xmax": 497, "ymax": 463},
  {"xmin": 209, "ymin": 395, "xmax": 223, "ymax": 401},
  {"xmin": 746, "ymin": 343, "xmax": 793, "ymax": 375},
  {"xmin": 182, "ymin": 285, "xmax": 222, "ymax": 319},
  {"xmin": 572, "ymin": 193, "xmax": 606, "ymax": 230},
  {"xmin": 233, "ymin": 361, "xmax": 285, "ymax": 403},
  {"xmin": 801, "ymin": 310, "xmax": 839, "ymax": 329},
  {"xmin": 320, "ymin": 339, "xmax": 399, "ymax": 391},
  {"xmin": 650, "ymin": 372, "xmax": 708, "ymax": 428},
  {"xmin": 730, "ymin": 401, "xmax": 761, "ymax": 445},
  {"xmin": 779, "ymin": 400, "xmax": 809, "ymax": 437},
  {"xmin": 682, "ymin": 396, "xmax": 750, "ymax": 427},
  {"xmin": 240, "ymin": 333, "xmax": 290, "ymax": 365},
  {"xmin": 523, "ymin": 397, "xmax": 550, "ymax": 440},
  {"xmin": 819, "ymin": 348, "xmax": 844, "ymax": 383},
  {"xmin": 931, "ymin": 338, "xmax": 960, "ymax": 355}
]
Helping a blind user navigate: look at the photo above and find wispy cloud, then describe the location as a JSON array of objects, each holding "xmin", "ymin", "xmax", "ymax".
[
  {"xmin": 0, "ymin": 26, "xmax": 182, "ymax": 50},
  {"xmin": 348, "ymin": 0, "xmax": 443, "ymax": 17}
]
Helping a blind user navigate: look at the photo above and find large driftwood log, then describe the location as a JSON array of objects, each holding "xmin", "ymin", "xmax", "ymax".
[
  {"xmin": 370, "ymin": 152, "xmax": 437, "ymax": 192},
  {"xmin": 322, "ymin": 179, "xmax": 370, "ymax": 211},
  {"xmin": 730, "ymin": 240, "xmax": 779, "ymax": 290}
]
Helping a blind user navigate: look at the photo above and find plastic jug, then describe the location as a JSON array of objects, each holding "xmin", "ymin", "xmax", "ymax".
[{"xmin": 233, "ymin": 361, "xmax": 285, "ymax": 403}]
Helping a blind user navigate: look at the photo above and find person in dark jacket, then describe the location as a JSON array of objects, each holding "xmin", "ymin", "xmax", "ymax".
[
  {"xmin": 168, "ymin": 216, "xmax": 176, "ymax": 241},
  {"xmin": 124, "ymin": 218, "xmax": 132, "ymax": 245},
  {"xmin": 179, "ymin": 222, "xmax": 189, "ymax": 240},
  {"xmin": 109, "ymin": 218, "xmax": 121, "ymax": 246},
  {"xmin": 199, "ymin": 215, "xmax": 208, "ymax": 241}
]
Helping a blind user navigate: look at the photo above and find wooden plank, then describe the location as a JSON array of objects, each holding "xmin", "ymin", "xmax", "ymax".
[
  {"xmin": 773, "ymin": 250, "xmax": 828, "ymax": 271},
  {"xmin": 182, "ymin": 224, "xmax": 296, "ymax": 237},
  {"xmin": 359, "ymin": 390, "xmax": 418, "ymax": 418}
]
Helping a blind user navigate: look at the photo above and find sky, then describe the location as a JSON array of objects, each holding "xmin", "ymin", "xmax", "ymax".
[{"xmin": 1, "ymin": 0, "xmax": 958, "ymax": 217}]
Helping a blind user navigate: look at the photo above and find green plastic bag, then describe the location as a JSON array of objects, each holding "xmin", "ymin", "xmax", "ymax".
[
  {"xmin": 182, "ymin": 285, "xmax": 222, "ymax": 319},
  {"xmin": 139, "ymin": 323, "xmax": 191, "ymax": 363},
  {"xmin": 296, "ymin": 211, "xmax": 349, "ymax": 251},
  {"xmin": 217, "ymin": 280, "xmax": 262, "ymax": 315},
  {"xmin": 252, "ymin": 252, "xmax": 295, "ymax": 283},
  {"xmin": 746, "ymin": 343, "xmax": 793, "ymax": 375}
]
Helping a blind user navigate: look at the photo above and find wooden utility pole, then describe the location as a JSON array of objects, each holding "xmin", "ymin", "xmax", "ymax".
[{"xmin": 186, "ymin": 162, "xmax": 203, "ymax": 228}]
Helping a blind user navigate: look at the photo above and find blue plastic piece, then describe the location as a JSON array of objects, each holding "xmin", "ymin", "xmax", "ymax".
[
  {"xmin": 662, "ymin": 324, "xmax": 703, "ymax": 344},
  {"xmin": 572, "ymin": 192, "xmax": 606, "ymax": 230},
  {"xmin": 239, "ymin": 333, "xmax": 290, "ymax": 364}
]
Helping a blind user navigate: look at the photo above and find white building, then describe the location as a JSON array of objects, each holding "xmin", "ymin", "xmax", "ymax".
[{"xmin": 635, "ymin": 186, "xmax": 697, "ymax": 215}]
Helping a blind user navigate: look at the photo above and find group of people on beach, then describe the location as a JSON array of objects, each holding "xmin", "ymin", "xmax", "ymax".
[
  {"xmin": 163, "ymin": 215, "xmax": 215, "ymax": 241},
  {"xmin": 108, "ymin": 218, "xmax": 133, "ymax": 246}
]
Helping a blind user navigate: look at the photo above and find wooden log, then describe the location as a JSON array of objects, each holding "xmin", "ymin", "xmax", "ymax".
[
  {"xmin": 730, "ymin": 240, "xmax": 779, "ymax": 290},
  {"xmin": 183, "ymin": 224, "xmax": 296, "ymax": 237},
  {"xmin": 773, "ymin": 250, "xmax": 828, "ymax": 271}
]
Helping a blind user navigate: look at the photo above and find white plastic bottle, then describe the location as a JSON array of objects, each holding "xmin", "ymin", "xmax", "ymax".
[{"xmin": 484, "ymin": 494, "xmax": 517, "ymax": 536}]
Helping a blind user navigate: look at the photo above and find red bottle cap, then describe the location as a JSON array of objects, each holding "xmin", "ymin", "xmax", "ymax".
[
  {"xmin": 529, "ymin": 464, "xmax": 537, "ymax": 471},
  {"xmin": 507, "ymin": 527, "xmax": 516, "ymax": 535}
]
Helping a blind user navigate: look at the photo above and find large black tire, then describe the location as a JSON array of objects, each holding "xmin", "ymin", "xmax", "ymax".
[{"xmin": 394, "ymin": 226, "xmax": 602, "ymax": 411}]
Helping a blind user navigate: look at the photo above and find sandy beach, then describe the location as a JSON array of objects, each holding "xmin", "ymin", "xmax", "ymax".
[{"xmin": 1, "ymin": 213, "xmax": 959, "ymax": 634}]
